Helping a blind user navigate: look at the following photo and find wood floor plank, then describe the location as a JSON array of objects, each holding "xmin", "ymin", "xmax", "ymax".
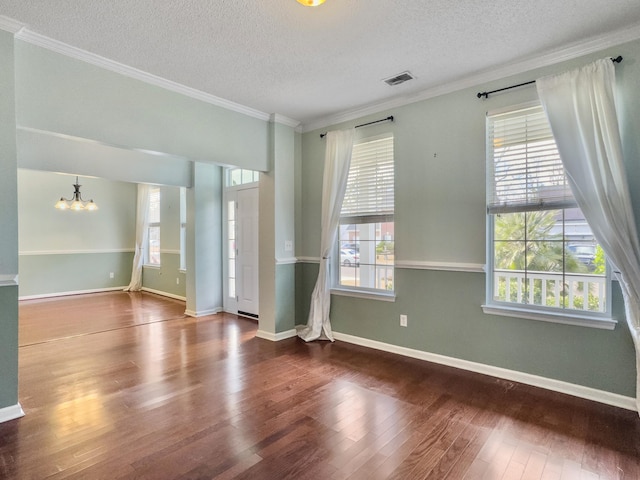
[{"xmin": 0, "ymin": 291, "xmax": 637, "ymax": 480}]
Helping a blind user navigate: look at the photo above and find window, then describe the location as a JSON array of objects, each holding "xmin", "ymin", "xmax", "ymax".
[
  {"xmin": 147, "ymin": 187, "xmax": 161, "ymax": 266},
  {"xmin": 227, "ymin": 199, "xmax": 236, "ymax": 300},
  {"xmin": 337, "ymin": 134, "xmax": 394, "ymax": 293},
  {"xmin": 486, "ymin": 104, "xmax": 609, "ymax": 318},
  {"xmin": 227, "ymin": 168, "xmax": 259, "ymax": 187},
  {"xmin": 179, "ymin": 187, "xmax": 186, "ymax": 271}
]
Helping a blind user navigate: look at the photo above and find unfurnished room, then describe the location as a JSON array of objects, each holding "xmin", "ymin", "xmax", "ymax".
[{"xmin": 1, "ymin": 1, "xmax": 640, "ymax": 479}]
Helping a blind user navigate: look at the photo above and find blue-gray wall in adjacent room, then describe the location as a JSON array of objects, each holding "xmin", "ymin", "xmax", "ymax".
[{"xmin": 18, "ymin": 170, "xmax": 137, "ymax": 298}]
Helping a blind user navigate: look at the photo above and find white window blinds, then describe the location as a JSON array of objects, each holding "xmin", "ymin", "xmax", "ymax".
[
  {"xmin": 341, "ymin": 135, "xmax": 394, "ymax": 222},
  {"xmin": 487, "ymin": 104, "xmax": 576, "ymax": 214}
]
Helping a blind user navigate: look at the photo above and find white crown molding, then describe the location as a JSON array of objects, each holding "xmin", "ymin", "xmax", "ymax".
[
  {"xmin": 301, "ymin": 22, "xmax": 640, "ymax": 133},
  {"xmin": 332, "ymin": 331, "xmax": 637, "ymax": 411},
  {"xmin": 0, "ymin": 15, "xmax": 25, "ymax": 34},
  {"xmin": 255, "ymin": 328, "xmax": 297, "ymax": 342},
  {"xmin": 0, "ymin": 403, "xmax": 25, "ymax": 424},
  {"xmin": 396, "ymin": 260, "xmax": 485, "ymax": 273},
  {"xmin": 13, "ymin": 28, "xmax": 271, "ymax": 122},
  {"xmin": 270, "ymin": 114, "xmax": 301, "ymax": 129}
]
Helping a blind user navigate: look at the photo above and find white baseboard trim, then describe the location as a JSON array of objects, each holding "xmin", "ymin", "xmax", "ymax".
[
  {"xmin": 19, "ymin": 286, "xmax": 127, "ymax": 301},
  {"xmin": 332, "ymin": 331, "xmax": 637, "ymax": 412},
  {"xmin": 184, "ymin": 307, "xmax": 223, "ymax": 318},
  {"xmin": 140, "ymin": 287, "xmax": 186, "ymax": 302},
  {"xmin": 255, "ymin": 329, "xmax": 298, "ymax": 342},
  {"xmin": 0, "ymin": 403, "xmax": 25, "ymax": 424}
]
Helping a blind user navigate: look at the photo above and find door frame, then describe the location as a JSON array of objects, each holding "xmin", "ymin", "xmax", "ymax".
[{"xmin": 222, "ymin": 180, "xmax": 259, "ymax": 316}]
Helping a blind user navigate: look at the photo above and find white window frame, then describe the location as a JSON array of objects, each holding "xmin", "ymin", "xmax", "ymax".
[
  {"xmin": 145, "ymin": 187, "xmax": 161, "ymax": 267},
  {"xmin": 332, "ymin": 133, "xmax": 395, "ymax": 301},
  {"xmin": 179, "ymin": 187, "xmax": 187, "ymax": 272},
  {"xmin": 482, "ymin": 102, "xmax": 615, "ymax": 330}
]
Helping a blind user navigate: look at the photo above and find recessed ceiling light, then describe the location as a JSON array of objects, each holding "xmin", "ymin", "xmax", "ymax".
[{"xmin": 297, "ymin": 0, "xmax": 326, "ymax": 6}]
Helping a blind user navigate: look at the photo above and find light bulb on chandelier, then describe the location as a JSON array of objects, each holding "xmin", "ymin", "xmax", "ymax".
[{"xmin": 55, "ymin": 176, "xmax": 98, "ymax": 212}]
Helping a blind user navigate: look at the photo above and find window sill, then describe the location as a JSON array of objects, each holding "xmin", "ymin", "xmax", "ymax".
[
  {"xmin": 143, "ymin": 264, "xmax": 160, "ymax": 269},
  {"xmin": 481, "ymin": 304, "xmax": 616, "ymax": 330},
  {"xmin": 331, "ymin": 287, "xmax": 396, "ymax": 302}
]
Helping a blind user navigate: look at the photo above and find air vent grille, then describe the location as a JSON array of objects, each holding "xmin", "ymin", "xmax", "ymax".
[{"xmin": 384, "ymin": 71, "xmax": 415, "ymax": 86}]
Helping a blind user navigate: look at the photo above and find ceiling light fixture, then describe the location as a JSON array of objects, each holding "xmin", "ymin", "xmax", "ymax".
[
  {"xmin": 55, "ymin": 176, "xmax": 98, "ymax": 211},
  {"xmin": 297, "ymin": 0, "xmax": 325, "ymax": 6}
]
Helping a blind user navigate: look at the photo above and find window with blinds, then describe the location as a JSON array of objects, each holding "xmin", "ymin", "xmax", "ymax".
[
  {"xmin": 487, "ymin": 104, "xmax": 575, "ymax": 214},
  {"xmin": 338, "ymin": 134, "xmax": 394, "ymax": 293},
  {"xmin": 485, "ymin": 104, "xmax": 608, "ymax": 317}
]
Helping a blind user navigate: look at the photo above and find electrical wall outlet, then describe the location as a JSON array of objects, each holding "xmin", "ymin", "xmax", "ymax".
[
  {"xmin": 176, "ymin": 278, "xmax": 180, "ymax": 285},
  {"xmin": 400, "ymin": 314, "xmax": 407, "ymax": 327},
  {"xmin": 109, "ymin": 272, "xmax": 114, "ymax": 279},
  {"xmin": 284, "ymin": 240, "xmax": 293, "ymax": 252}
]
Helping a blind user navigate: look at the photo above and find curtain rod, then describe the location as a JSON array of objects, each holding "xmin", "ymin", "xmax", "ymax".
[
  {"xmin": 320, "ymin": 116, "xmax": 394, "ymax": 138},
  {"xmin": 476, "ymin": 56, "xmax": 623, "ymax": 99}
]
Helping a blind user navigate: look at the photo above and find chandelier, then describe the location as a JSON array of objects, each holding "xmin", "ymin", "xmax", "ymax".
[
  {"xmin": 54, "ymin": 176, "xmax": 98, "ymax": 211},
  {"xmin": 296, "ymin": 0, "xmax": 325, "ymax": 6}
]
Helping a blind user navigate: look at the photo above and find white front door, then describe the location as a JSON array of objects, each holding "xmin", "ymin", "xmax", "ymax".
[{"xmin": 235, "ymin": 187, "xmax": 259, "ymax": 317}]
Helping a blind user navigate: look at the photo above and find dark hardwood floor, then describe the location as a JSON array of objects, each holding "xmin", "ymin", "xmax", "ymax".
[{"xmin": 1, "ymin": 291, "xmax": 638, "ymax": 479}]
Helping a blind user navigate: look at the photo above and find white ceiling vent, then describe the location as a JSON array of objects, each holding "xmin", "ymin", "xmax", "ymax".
[{"xmin": 383, "ymin": 71, "xmax": 415, "ymax": 86}]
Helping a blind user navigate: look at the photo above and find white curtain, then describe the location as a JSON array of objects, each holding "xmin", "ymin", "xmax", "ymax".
[
  {"xmin": 537, "ymin": 58, "xmax": 640, "ymax": 412},
  {"xmin": 298, "ymin": 129, "xmax": 355, "ymax": 342},
  {"xmin": 124, "ymin": 184, "xmax": 151, "ymax": 292}
]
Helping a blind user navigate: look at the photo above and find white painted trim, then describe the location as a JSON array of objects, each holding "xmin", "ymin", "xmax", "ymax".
[
  {"xmin": 0, "ymin": 15, "xmax": 25, "ymax": 34},
  {"xmin": 332, "ymin": 331, "xmax": 637, "ymax": 411},
  {"xmin": 482, "ymin": 304, "xmax": 617, "ymax": 330},
  {"xmin": 13, "ymin": 28, "xmax": 270, "ymax": 122},
  {"xmin": 140, "ymin": 287, "xmax": 186, "ymax": 302},
  {"xmin": 396, "ymin": 260, "xmax": 485, "ymax": 273},
  {"xmin": 255, "ymin": 329, "xmax": 298, "ymax": 342},
  {"xmin": 19, "ymin": 286, "xmax": 127, "ymax": 301},
  {"xmin": 0, "ymin": 274, "xmax": 19, "ymax": 287},
  {"xmin": 0, "ymin": 403, "xmax": 25, "ymax": 424},
  {"xmin": 331, "ymin": 288, "xmax": 396, "ymax": 302},
  {"xmin": 297, "ymin": 256, "xmax": 321, "ymax": 264},
  {"xmin": 19, "ymin": 248, "xmax": 134, "ymax": 256},
  {"xmin": 276, "ymin": 257, "xmax": 298, "ymax": 265},
  {"xmin": 270, "ymin": 114, "xmax": 301, "ymax": 129},
  {"xmin": 184, "ymin": 307, "xmax": 223, "ymax": 318},
  {"xmin": 160, "ymin": 249, "xmax": 181, "ymax": 255},
  {"xmin": 302, "ymin": 22, "xmax": 640, "ymax": 133}
]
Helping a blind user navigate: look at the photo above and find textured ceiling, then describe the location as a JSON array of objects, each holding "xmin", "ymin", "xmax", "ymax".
[{"xmin": 3, "ymin": 0, "xmax": 640, "ymax": 128}]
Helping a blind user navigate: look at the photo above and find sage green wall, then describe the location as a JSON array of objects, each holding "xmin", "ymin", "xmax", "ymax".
[
  {"xmin": 17, "ymin": 170, "xmax": 136, "ymax": 297},
  {"xmin": 297, "ymin": 39, "xmax": 640, "ymax": 397},
  {"xmin": 142, "ymin": 186, "xmax": 187, "ymax": 298},
  {"xmin": 14, "ymin": 41, "xmax": 269, "ymax": 171},
  {"xmin": 259, "ymin": 121, "xmax": 296, "ymax": 335},
  {"xmin": 142, "ymin": 255, "xmax": 186, "ymax": 298},
  {"xmin": 0, "ymin": 30, "xmax": 18, "ymax": 409}
]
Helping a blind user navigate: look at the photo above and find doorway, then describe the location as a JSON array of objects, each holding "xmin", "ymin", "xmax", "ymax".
[{"xmin": 223, "ymin": 169, "xmax": 260, "ymax": 318}]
